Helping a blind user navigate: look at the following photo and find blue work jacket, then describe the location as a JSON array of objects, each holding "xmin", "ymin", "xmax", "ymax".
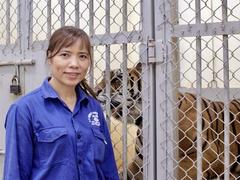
[{"xmin": 4, "ymin": 78, "xmax": 119, "ymax": 180}]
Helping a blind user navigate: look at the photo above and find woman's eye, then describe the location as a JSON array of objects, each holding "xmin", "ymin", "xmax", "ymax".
[
  {"xmin": 60, "ymin": 53, "xmax": 69, "ymax": 57},
  {"xmin": 79, "ymin": 54, "xmax": 88, "ymax": 60}
]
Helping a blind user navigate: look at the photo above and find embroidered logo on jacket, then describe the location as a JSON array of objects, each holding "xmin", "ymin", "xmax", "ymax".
[{"xmin": 88, "ymin": 112, "xmax": 100, "ymax": 126}]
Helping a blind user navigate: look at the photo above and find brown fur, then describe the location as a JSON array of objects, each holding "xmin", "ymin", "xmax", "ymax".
[{"xmin": 178, "ymin": 92, "xmax": 240, "ymax": 179}]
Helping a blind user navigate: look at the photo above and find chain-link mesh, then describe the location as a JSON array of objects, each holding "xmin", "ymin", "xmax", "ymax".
[
  {"xmin": 0, "ymin": 0, "xmax": 19, "ymax": 54},
  {"xmin": 3, "ymin": 0, "xmax": 240, "ymax": 179},
  {"xmin": 157, "ymin": 0, "xmax": 240, "ymax": 179},
  {"xmin": 94, "ymin": 43, "xmax": 146, "ymax": 180},
  {"xmin": 0, "ymin": 0, "xmax": 145, "ymax": 180}
]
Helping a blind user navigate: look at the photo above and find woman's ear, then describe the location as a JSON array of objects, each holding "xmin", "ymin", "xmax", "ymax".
[
  {"xmin": 47, "ymin": 58, "xmax": 52, "ymax": 65},
  {"xmin": 47, "ymin": 52, "xmax": 52, "ymax": 64}
]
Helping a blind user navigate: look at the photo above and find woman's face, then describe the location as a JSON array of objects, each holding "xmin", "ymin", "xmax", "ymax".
[{"xmin": 48, "ymin": 39, "xmax": 91, "ymax": 88}]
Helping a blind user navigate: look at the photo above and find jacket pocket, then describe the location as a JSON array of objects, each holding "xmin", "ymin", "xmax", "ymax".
[
  {"xmin": 36, "ymin": 127, "xmax": 67, "ymax": 142},
  {"xmin": 35, "ymin": 127, "xmax": 70, "ymax": 164},
  {"xmin": 91, "ymin": 128, "xmax": 107, "ymax": 162}
]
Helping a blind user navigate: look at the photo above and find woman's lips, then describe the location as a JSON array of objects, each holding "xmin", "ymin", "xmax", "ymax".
[{"xmin": 65, "ymin": 72, "xmax": 80, "ymax": 78}]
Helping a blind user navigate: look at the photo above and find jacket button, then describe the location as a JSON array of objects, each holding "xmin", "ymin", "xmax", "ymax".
[{"xmin": 77, "ymin": 133, "xmax": 81, "ymax": 139}]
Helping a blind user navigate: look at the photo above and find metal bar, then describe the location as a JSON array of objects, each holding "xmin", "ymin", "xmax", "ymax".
[
  {"xmin": 88, "ymin": 0, "xmax": 94, "ymax": 91},
  {"xmin": 0, "ymin": 59, "xmax": 35, "ymax": 66},
  {"xmin": 155, "ymin": 1, "xmax": 166, "ymax": 179},
  {"xmin": 195, "ymin": 0, "xmax": 202, "ymax": 180},
  {"xmin": 155, "ymin": 0, "xmax": 179, "ymax": 179},
  {"xmin": 165, "ymin": 0, "xmax": 179, "ymax": 178},
  {"xmin": 140, "ymin": 0, "xmax": 155, "ymax": 179},
  {"xmin": 105, "ymin": 0, "xmax": 110, "ymax": 34},
  {"xmin": 17, "ymin": 0, "xmax": 21, "ymax": 48},
  {"xmin": 75, "ymin": 0, "xmax": 80, "ymax": 27},
  {"xmin": 89, "ymin": 0, "xmax": 94, "ymax": 35},
  {"xmin": 196, "ymin": 38, "xmax": 202, "ymax": 180},
  {"xmin": 172, "ymin": 21, "xmax": 240, "ymax": 37},
  {"xmin": 105, "ymin": 0, "xmax": 111, "ymax": 127},
  {"xmin": 19, "ymin": 0, "xmax": 30, "ymax": 54},
  {"xmin": 122, "ymin": 0, "xmax": 128, "ymax": 179},
  {"xmin": 28, "ymin": 0, "xmax": 33, "ymax": 46},
  {"xmin": 60, "ymin": 0, "xmax": 65, "ymax": 27},
  {"xmin": 222, "ymin": 0, "xmax": 230, "ymax": 179},
  {"xmin": 6, "ymin": 0, "xmax": 10, "ymax": 44},
  {"xmin": 121, "ymin": 44, "xmax": 128, "ymax": 179},
  {"xmin": 104, "ymin": 44, "xmax": 111, "ymax": 128},
  {"xmin": 223, "ymin": 37, "xmax": 230, "ymax": 177},
  {"xmin": 209, "ymin": 0, "xmax": 217, "ymax": 87},
  {"xmin": 22, "ymin": 31, "xmax": 142, "ymax": 50},
  {"xmin": 91, "ymin": 31, "xmax": 142, "ymax": 45},
  {"xmin": 47, "ymin": 0, "xmax": 52, "ymax": 39}
]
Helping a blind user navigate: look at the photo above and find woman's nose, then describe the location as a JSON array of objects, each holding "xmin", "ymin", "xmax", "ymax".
[{"xmin": 69, "ymin": 56, "xmax": 79, "ymax": 67}]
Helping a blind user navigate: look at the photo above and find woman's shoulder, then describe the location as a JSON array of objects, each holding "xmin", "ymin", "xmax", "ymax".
[
  {"xmin": 86, "ymin": 94, "xmax": 103, "ymax": 109},
  {"xmin": 78, "ymin": 87, "xmax": 101, "ymax": 107},
  {"xmin": 13, "ymin": 86, "xmax": 43, "ymax": 107}
]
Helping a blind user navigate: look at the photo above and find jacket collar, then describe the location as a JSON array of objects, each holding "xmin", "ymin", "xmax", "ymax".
[{"xmin": 41, "ymin": 77, "xmax": 89, "ymax": 104}]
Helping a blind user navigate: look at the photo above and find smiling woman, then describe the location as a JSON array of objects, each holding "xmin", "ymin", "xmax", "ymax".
[
  {"xmin": 47, "ymin": 27, "xmax": 92, "ymax": 93},
  {"xmin": 3, "ymin": 26, "xmax": 119, "ymax": 180},
  {"xmin": 46, "ymin": 29, "xmax": 92, "ymax": 111}
]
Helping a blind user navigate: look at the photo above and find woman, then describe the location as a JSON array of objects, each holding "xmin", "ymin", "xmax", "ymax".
[{"xmin": 3, "ymin": 26, "xmax": 119, "ymax": 180}]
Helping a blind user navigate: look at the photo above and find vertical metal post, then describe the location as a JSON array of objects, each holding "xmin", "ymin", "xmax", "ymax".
[
  {"xmin": 19, "ymin": 0, "xmax": 30, "ymax": 55},
  {"xmin": 122, "ymin": 1, "xmax": 128, "ymax": 179},
  {"xmin": 47, "ymin": 0, "xmax": 51, "ymax": 39},
  {"xmin": 169, "ymin": 0, "xmax": 179, "ymax": 178},
  {"xmin": 105, "ymin": 0, "xmax": 111, "ymax": 127},
  {"xmin": 222, "ymin": 0, "xmax": 230, "ymax": 179},
  {"xmin": 141, "ymin": 0, "xmax": 155, "ymax": 179},
  {"xmin": 210, "ymin": 0, "xmax": 217, "ymax": 88},
  {"xmin": 89, "ymin": 0, "xmax": 94, "ymax": 35},
  {"xmin": 195, "ymin": 0, "xmax": 203, "ymax": 180},
  {"xmin": 17, "ymin": 0, "xmax": 21, "ymax": 49},
  {"xmin": 28, "ymin": 0, "xmax": 33, "ymax": 45},
  {"xmin": 155, "ymin": 0, "xmax": 178, "ymax": 178},
  {"xmin": 88, "ymin": 0, "xmax": 94, "ymax": 88},
  {"xmin": 18, "ymin": 0, "xmax": 30, "ymax": 95},
  {"xmin": 75, "ymin": 0, "xmax": 80, "ymax": 28},
  {"xmin": 60, "ymin": 0, "xmax": 65, "ymax": 27},
  {"xmin": 6, "ymin": 0, "xmax": 10, "ymax": 45}
]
